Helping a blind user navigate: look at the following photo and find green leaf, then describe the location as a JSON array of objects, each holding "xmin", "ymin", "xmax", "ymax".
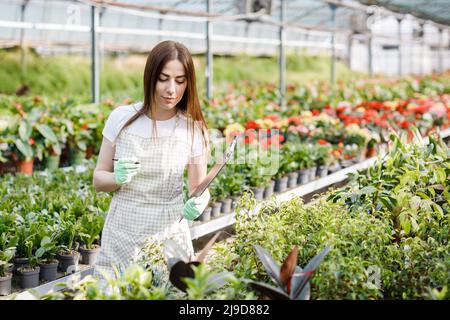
[
  {"xmin": 359, "ymin": 186, "xmax": 377, "ymax": 195},
  {"xmin": 36, "ymin": 124, "xmax": 58, "ymax": 143},
  {"xmin": 40, "ymin": 236, "xmax": 51, "ymax": 247},
  {"xmin": 19, "ymin": 121, "xmax": 32, "ymax": 141},
  {"xmin": 35, "ymin": 247, "xmax": 45, "ymax": 258},
  {"xmin": 14, "ymin": 139, "xmax": 33, "ymax": 160}
]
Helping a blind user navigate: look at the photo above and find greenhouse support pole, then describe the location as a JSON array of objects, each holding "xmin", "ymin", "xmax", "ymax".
[
  {"xmin": 438, "ymin": 28, "xmax": 443, "ymax": 73},
  {"xmin": 397, "ymin": 17, "xmax": 402, "ymax": 76},
  {"xmin": 206, "ymin": 0, "xmax": 213, "ymax": 101},
  {"xmin": 279, "ymin": 0, "xmax": 286, "ymax": 108},
  {"xmin": 99, "ymin": 8, "xmax": 105, "ymax": 81},
  {"xmin": 419, "ymin": 23, "xmax": 425, "ymax": 75},
  {"xmin": 367, "ymin": 34, "xmax": 373, "ymax": 77},
  {"xmin": 19, "ymin": 0, "xmax": 29, "ymax": 80},
  {"xmin": 91, "ymin": 5, "xmax": 100, "ymax": 104},
  {"xmin": 329, "ymin": 3, "xmax": 337, "ymax": 85},
  {"xmin": 346, "ymin": 33, "xmax": 352, "ymax": 69}
]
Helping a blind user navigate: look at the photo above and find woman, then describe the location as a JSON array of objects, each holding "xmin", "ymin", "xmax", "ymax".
[{"xmin": 93, "ymin": 41, "xmax": 211, "ymax": 277}]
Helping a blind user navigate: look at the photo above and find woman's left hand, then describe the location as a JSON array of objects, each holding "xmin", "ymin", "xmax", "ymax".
[{"xmin": 182, "ymin": 189, "xmax": 211, "ymax": 220}]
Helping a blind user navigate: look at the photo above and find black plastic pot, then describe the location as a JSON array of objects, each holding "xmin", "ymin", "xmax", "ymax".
[
  {"xmin": 287, "ymin": 172, "xmax": 298, "ymax": 189},
  {"xmin": 316, "ymin": 165, "xmax": 329, "ymax": 178},
  {"xmin": 38, "ymin": 260, "xmax": 59, "ymax": 282},
  {"xmin": 17, "ymin": 266, "xmax": 40, "ymax": 289},
  {"xmin": 251, "ymin": 187, "xmax": 265, "ymax": 201},
  {"xmin": 0, "ymin": 273, "xmax": 12, "ymax": 296},
  {"xmin": 210, "ymin": 202, "xmax": 222, "ymax": 218},
  {"xmin": 274, "ymin": 176, "xmax": 288, "ymax": 193},
  {"xmin": 263, "ymin": 180, "xmax": 275, "ymax": 199},
  {"xmin": 308, "ymin": 166, "xmax": 317, "ymax": 181},
  {"xmin": 199, "ymin": 206, "xmax": 212, "ymax": 222},
  {"xmin": 79, "ymin": 245, "xmax": 101, "ymax": 266},
  {"xmin": 297, "ymin": 169, "xmax": 310, "ymax": 185},
  {"xmin": 220, "ymin": 198, "xmax": 232, "ymax": 214},
  {"xmin": 56, "ymin": 251, "xmax": 80, "ymax": 273}
]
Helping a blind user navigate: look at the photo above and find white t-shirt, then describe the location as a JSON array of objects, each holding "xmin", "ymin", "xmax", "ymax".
[{"xmin": 102, "ymin": 102, "xmax": 207, "ymax": 158}]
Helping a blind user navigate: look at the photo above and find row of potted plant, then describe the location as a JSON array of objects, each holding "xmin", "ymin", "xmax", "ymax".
[
  {"xmin": 1, "ymin": 73, "xmax": 449, "ymax": 175},
  {"xmin": 0, "ymin": 164, "xmax": 107, "ymax": 296},
  {"xmin": 0, "ymin": 96, "xmax": 108, "ymax": 175}
]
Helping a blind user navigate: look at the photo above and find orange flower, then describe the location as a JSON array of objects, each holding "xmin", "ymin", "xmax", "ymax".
[
  {"xmin": 28, "ymin": 138, "xmax": 35, "ymax": 145},
  {"xmin": 81, "ymin": 124, "xmax": 89, "ymax": 130},
  {"xmin": 317, "ymin": 139, "xmax": 328, "ymax": 145}
]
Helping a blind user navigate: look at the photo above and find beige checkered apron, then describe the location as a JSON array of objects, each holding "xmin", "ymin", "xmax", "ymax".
[{"xmin": 94, "ymin": 112, "xmax": 194, "ymax": 278}]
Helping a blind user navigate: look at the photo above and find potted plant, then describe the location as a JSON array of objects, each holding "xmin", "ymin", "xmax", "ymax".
[
  {"xmin": 0, "ymin": 234, "xmax": 17, "ymax": 296},
  {"xmin": 78, "ymin": 213, "xmax": 104, "ymax": 266},
  {"xmin": 13, "ymin": 224, "xmax": 38, "ymax": 273},
  {"xmin": 314, "ymin": 144, "xmax": 332, "ymax": 178},
  {"xmin": 16, "ymin": 240, "xmax": 40, "ymax": 289},
  {"xmin": 36, "ymin": 235, "xmax": 60, "ymax": 282},
  {"xmin": 292, "ymin": 144, "xmax": 312, "ymax": 185},
  {"xmin": 56, "ymin": 219, "xmax": 80, "ymax": 273},
  {"xmin": 34, "ymin": 123, "xmax": 61, "ymax": 171},
  {"xmin": 11, "ymin": 120, "xmax": 36, "ymax": 175},
  {"xmin": 272, "ymin": 147, "xmax": 290, "ymax": 193}
]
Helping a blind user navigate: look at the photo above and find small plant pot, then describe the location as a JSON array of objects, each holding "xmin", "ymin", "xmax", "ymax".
[
  {"xmin": 17, "ymin": 266, "xmax": 40, "ymax": 289},
  {"xmin": 15, "ymin": 159, "xmax": 34, "ymax": 175},
  {"xmin": 263, "ymin": 180, "xmax": 275, "ymax": 199},
  {"xmin": 199, "ymin": 206, "xmax": 212, "ymax": 222},
  {"xmin": 86, "ymin": 146, "xmax": 96, "ymax": 159},
  {"xmin": 251, "ymin": 187, "xmax": 265, "ymax": 201},
  {"xmin": 57, "ymin": 251, "xmax": 80, "ymax": 273},
  {"xmin": 0, "ymin": 273, "xmax": 12, "ymax": 296},
  {"xmin": 210, "ymin": 202, "xmax": 222, "ymax": 218},
  {"xmin": 13, "ymin": 257, "xmax": 29, "ymax": 274},
  {"xmin": 316, "ymin": 165, "xmax": 329, "ymax": 178},
  {"xmin": 274, "ymin": 176, "xmax": 288, "ymax": 193},
  {"xmin": 45, "ymin": 155, "xmax": 60, "ymax": 170},
  {"xmin": 297, "ymin": 169, "xmax": 309, "ymax": 185},
  {"xmin": 79, "ymin": 245, "xmax": 101, "ymax": 266},
  {"xmin": 287, "ymin": 172, "xmax": 298, "ymax": 189},
  {"xmin": 38, "ymin": 260, "xmax": 59, "ymax": 282},
  {"xmin": 366, "ymin": 146, "xmax": 377, "ymax": 158},
  {"xmin": 308, "ymin": 166, "xmax": 317, "ymax": 181},
  {"xmin": 220, "ymin": 198, "xmax": 233, "ymax": 214}
]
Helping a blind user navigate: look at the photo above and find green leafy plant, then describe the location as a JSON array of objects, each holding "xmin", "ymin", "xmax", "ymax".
[
  {"xmin": 0, "ymin": 234, "xmax": 18, "ymax": 277},
  {"xmin": 78, "ymin": 213, "xmax": 105, "ymax": 250}
]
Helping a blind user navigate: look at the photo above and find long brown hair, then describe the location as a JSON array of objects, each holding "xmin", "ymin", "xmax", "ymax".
[{"xmin": 112, "ymin": 40, "xmax": 209, "ymax": 156}]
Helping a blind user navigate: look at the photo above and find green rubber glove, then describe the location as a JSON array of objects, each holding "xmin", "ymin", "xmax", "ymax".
[
  {"xmin": 114, "ymin": 157, "xmax": 141, "ymax": 186},
  {"xmin": 182, "ymin": 189, "xmax": 211, "ymax": 221}
]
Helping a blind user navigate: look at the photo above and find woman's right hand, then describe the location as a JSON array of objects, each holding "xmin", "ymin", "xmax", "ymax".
[{"xmin": 114, "ymin": 157, "xmax": 141, "ymax": 185}]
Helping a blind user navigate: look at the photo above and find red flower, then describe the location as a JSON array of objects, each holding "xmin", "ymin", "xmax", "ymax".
[
  {"xmin": 287, "ymin": 116, "xmax": 300, "ymax": 125},
  {"xmin": 245, "ymin": 120, "xmax": 260, "ymax": 130},
  {"xmin": 28, "ymin": 138, "xmax": 35, "ymax": 145},
  {"xmin": 81, "ymin": 124, "xmax": 89, "ymax": 130},
  {"xmin": 317, "ymin": 139, "xmax": 328, "ymax": 145},
  {"xmin": 312, "ymin": 109, "xmax": 320, "ymax": 116}
]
